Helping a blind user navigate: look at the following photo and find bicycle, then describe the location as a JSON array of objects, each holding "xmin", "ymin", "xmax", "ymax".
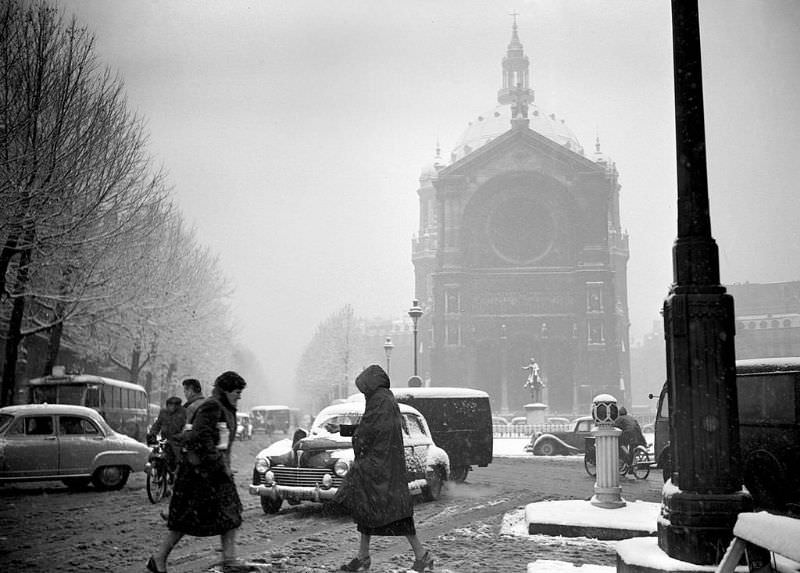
[
  {"xmin": 145, "ymin": 438, "xmax": 174, "ymax": 503},
  {"xmin": 583, "ymin": 438, "xmax": 651, "ymax": 480}
]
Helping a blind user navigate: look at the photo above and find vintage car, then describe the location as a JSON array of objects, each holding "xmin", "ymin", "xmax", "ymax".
[
  {"xmin": 0, "ymin": 403, "xmax": 150, "ymax": 489},
  {"xmin": 525, "ymin": 416, "xmax": 595, "ymax": 456},
  {"xmin": 249, "ymin": 401, "xmax": 449, "ymax": 514}
]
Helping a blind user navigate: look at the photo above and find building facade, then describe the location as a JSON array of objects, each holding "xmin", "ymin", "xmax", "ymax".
[
  {"xmin": 412, "ymin": 22, "xmax": 631, "ymax": 415},
  {"xmin": 728, "ymin": 281, "xmax": 800, "ymax": 359}
]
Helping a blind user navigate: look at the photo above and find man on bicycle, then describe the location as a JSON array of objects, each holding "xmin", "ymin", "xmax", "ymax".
[
  {"xmin": 147, "ymin": 396, "xmax": 187, "ymax": 474},
  {"xmin": 614, "ymin": 406, "xmax": 647, "ymax": 465}
]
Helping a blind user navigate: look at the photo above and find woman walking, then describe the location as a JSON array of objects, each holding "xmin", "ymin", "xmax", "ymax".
[
  {"xmin": 334, "ymin": 364, "xmax": 434, "ymax": 572},
  {"xmin": 148, "ymin": 371, "xmax": 255, "ymax": 573}
]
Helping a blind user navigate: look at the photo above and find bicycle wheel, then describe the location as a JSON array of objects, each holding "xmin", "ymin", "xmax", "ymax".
[
  {"xmin": 632, "ymin": 446, "xmax": 651, "ymax": 480},
  {"xmin": 147, "ymin": 463, "xmax": 168, "ymax": 503},
  {"xmin": 584, "ymin": 453, "xmax": 597, "ymax": 477}
]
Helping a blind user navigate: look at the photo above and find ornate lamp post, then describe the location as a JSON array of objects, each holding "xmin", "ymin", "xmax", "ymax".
[
  {"xmin": 659, "ymin": 1, "xmax": 751, "ymax": 564},
  {"xmin": 408, "ymin": 299, "xmax": 423, "ymax": 378},
  {"xmin": 383, "ymin": 336, "xmax": 395, "ymax": 375}
]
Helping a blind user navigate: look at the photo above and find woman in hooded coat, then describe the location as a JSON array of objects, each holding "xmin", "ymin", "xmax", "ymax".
[{"xmin": 334, "ymin": 364, "xmax": 433, "ymax": 572}]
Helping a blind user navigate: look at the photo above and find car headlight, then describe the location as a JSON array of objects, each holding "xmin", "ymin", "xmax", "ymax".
[
  {"xmin": 333, "ymin": 458, "xmax": 350, "ymax": 477},
  {"xmin": 255, "ymin": 457, "xmax": 270, "ymax": 473}
]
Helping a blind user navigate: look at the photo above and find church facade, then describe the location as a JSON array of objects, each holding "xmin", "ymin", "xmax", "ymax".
[{"xmin": 411, "ymin": 22, "xmax": 631, "ymax": 415}]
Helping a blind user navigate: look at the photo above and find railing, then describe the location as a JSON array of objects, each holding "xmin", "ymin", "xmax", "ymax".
[{"xmin": 493, "ymin": 423, "xmax": 571, "ymax": 438}]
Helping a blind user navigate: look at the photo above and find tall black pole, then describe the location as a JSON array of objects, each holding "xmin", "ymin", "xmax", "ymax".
[{"xmin": 659, "ymin": 1, "xmax": 751, "ymax": 564}]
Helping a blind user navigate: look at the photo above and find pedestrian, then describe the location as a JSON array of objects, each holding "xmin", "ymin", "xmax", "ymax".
[
  {"xmin": 334, "ymin": 364, "xmax": 434, "ymax": 572},
  {"xmin": 148, "ymin": 371, "xmax": 257, "ymax": 573},
  {"xmin": 146, "ymin": 396, "xmax": 186, "ymax": 474},
  {"xmin": 181, "ymin": 377, "xmax": 206, "ymax": 425}
]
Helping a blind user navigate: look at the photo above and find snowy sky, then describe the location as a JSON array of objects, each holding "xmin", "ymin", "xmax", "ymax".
[{"xmin": 55, "ymin": 0, "xmax": 800, "ymax": 387}]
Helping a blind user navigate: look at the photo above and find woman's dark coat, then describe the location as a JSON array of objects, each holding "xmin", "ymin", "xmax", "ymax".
[
  {"xmin": 334, "ymin": 365, "xmax": 413, "ymax": 528},
  {"xmin": 166, "ymin": 389, "xmax": 242, "ymax": 537}
]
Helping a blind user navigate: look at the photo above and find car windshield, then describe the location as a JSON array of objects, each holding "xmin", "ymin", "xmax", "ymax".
[
  {"xmin": 0, "ymin": 413, "xmax": 13, "ymax": 433},
  {"xmin": 311, "ymin": 412, "xmax": 362, "ymax": 435}
]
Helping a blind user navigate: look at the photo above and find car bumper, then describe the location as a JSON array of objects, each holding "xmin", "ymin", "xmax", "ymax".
[{"xmin": 249, "ymin": 477, "xmax": 430, "ymax": 502}]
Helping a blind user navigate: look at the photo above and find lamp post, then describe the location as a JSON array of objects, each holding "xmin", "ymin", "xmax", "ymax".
[
  {"xmin": 408, "ymin": 299, "xmax": 423, "ymax": 377},
  {"xmin": 383, "ymin": 336, "xmax": 394, "ymax": 375}
]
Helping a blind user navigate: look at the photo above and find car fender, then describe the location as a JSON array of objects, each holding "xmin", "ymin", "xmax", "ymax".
[
  {"xmin": 425, "ymin": 444, "xmax": 450, "ymax": 477},
  {"xmin": 93, "ymin": 449, "xmax": 148, "ymax": 472},
  {"xmin": 531, "ymin": 434, "xmax": 581, "ymax": 455}
]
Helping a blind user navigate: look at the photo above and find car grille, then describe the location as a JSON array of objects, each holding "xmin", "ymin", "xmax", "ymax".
[{"xmin": 263, "ymin": 466, "xmax": 344, "ymax": 488}]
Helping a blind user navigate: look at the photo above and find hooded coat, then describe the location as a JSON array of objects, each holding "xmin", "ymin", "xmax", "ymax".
[{"xmin": 334, "ymin": 365, "xmax": 413, "ymax": 529}]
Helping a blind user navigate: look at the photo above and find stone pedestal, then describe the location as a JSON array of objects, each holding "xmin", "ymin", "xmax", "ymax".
[
  {"xmin": 591, "ymin": 424, "xmax": 626, "ymax": 509},
  {"xmin": 524, "ymin": 403, "xmax": 546, "ymax": 425}
]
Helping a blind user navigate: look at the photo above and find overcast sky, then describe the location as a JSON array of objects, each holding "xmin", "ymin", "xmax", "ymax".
[{"xmin": 56, "ymin": 0, "xmax": 800, "ymax": 387}]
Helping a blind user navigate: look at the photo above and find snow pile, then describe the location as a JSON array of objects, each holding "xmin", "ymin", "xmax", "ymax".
[
  {"xmin": 525, "ymin": 499, "xmax": 659, "ymax": 532},
  {"xmin": 527, "ymin": 560, "xmax": 614, "ymax": 573}
]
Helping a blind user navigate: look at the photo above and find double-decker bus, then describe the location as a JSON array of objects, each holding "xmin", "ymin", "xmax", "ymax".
[{"xmin": 27, "ymin": 371, "xmax": 148, "ymax": 441}]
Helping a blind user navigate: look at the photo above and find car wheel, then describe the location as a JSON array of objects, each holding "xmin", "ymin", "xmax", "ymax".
[
  {"xmin": 449, "ymin": 465, "xmax": 469, "ymax": 483},
  {"xmin": 583, "ymin": 455, "xmax": 597, "ymax": 478},
  {"xmin": 538, "ymin": 441, "xmax": 557, "ymax": 456},
  {"xmin": 62, "ymin": 477, "xmax": 91, "ymax": 490},
  {"xmin": 91, "ymin": 465, "xmax": 130, "ymax": 490},
  {"xmin": 422, "ymin": 469, "xmax": 444, "ymax": 502},
  {"xmin": 260, "ymin": 497, "xmax": 283, "ymax": 514}
]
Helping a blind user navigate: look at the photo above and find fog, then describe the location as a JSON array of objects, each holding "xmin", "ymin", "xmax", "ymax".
[{"xmin": 57, "ymin": 0, "xmax": 800, "ymax": 402}]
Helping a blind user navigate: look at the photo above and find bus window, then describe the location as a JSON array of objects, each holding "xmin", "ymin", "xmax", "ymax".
[
  {"xmin": 85, "ymin": 385, "xmax": 101, "ymax": 408},
  {"xmin": 103, "ymin": 385, "xmax": 112, "ymax": 408},
  {"xmin": 57, "ymin": 385, "xmax": 85, "ymax": 405},
  {"xmin": 112, "ymin": 386, "xmax": 121, "ymax": 409}
]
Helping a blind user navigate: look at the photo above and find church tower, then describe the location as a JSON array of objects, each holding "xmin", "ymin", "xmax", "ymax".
[{"xmin": 411, "ymin": 21, "xmax": 631, "ymax": 415}]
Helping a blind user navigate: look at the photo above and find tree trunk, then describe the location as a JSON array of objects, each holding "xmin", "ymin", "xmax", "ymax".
[{"xmin": 1, "ymin": 247, "xmax": 32, "ymax": 406}]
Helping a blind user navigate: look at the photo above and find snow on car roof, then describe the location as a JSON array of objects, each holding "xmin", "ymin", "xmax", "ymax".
[
  {"xmin": 0, "ymin": 403, "xmax": 102, "ymax": 416},
  {"xmin": 347, "ymin": 386, "xmax": 489, "ymax": 401},
  {"xmin": 316, "ymin": 400, "xmax": 421, "ymax": 417}
]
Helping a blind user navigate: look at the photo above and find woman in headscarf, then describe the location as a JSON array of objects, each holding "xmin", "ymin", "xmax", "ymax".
[
  {"xmin": 334, "ymin": 364, "xmax": 434, "ymax": 572},
  {"xmin": 148, "ymin": 371, "xmax": 256, "ymax": 573}
]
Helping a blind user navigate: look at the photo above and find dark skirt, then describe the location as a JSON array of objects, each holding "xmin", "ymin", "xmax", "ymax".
[
  {"xmin": 357, "ymin": 515, "xmax": 416, "ymax": 536},
  {"xmin": 167, "ymin": 462, "xmax": 242, "ymax": 537}
]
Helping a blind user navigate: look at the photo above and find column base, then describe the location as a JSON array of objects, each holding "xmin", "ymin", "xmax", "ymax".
[
  {"xmin": 658, "ymin": 486, "xmax": 752, "ymax": 565},
  {"xmin": 591, "ymin": 486, "xmax": 626, "ymax": 509}
]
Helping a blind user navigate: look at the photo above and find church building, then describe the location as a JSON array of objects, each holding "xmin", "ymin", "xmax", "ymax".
[{"xmin": 411, "ymin": 21, "xmax": 631, "ymax": 415}]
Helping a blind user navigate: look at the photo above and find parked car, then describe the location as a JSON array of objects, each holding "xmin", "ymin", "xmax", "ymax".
[
  {"xmin": 525, "ymin": 416, "xmax": 595, "ymax": 456},
  {"xmin": 0, "ymin": 404, "xmax": 150, "ymax": 490},
  {"xmin": 249, "ymin": 401, "xmax": 449, "ymax": 514},
  {"xmin": 492, "ymin": 416, "xmax": 510, "ymax": 427},
  {"xmin": 236, "ymin": 413, "xmax": 253, "ymax": 440},
  {"xmin": 510, "ymin": 416, "xmax": 528, "ymax": 427}
]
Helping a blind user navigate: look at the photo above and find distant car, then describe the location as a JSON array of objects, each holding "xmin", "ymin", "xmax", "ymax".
[
  {"xmin": 525, "ymin": 416, "xmax": 595, "ymax": 456},
  {"xmin": 249, "ymin": 401, "xmax": 449, "ymax": 514},
  {"xmin": 492, "ymin": 416, "xmax": 510, "ymax": 426},
  {"xmin": 509, "ymin": 416, "xmax": 528, "ymax": 427},
  {"xmin": 546, "ymin": 417, "xmax": 571, "ymax": 426},
  {"xmin": 0, "ymin": 404, "xmax": 150, "ymax": 489}
]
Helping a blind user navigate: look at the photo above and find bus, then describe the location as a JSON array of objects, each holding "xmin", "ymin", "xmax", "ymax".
[
  {"xmin": 250, "ymin": 405, "xmax": 298, "ymax": 434},
  {"xmin": 27, "ymin": 372, "xmax": 148, "ymax": 441},
  {"xmin": 653, "ymin": 357, "xmax": 800, "ymax": 514}
]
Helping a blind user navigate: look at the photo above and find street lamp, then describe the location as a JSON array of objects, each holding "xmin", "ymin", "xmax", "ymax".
[
  {"xmin": 383, "ymin": 336, "xmax": 395, "ymax": 375},
  {"xmin": 408, "ymin": 299, "xmax": 423, "ymax": 377}
]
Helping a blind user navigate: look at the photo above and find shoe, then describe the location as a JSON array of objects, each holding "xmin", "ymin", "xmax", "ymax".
[
  {"xmin": 146, "ymin": 555, "xmax": 167, "ymax": 573},
  {"xmin": 411, "ymin": 551, "xmax": 434, "ymax": 572},
  {"xmin": 340, "ymin": 555, "xmax": 371, "ymax": 571}
]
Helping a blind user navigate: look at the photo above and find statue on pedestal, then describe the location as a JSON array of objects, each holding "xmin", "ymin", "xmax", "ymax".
[{"xmin": 522, "ymin": 357, "xmax": 544, "ymax": 402}]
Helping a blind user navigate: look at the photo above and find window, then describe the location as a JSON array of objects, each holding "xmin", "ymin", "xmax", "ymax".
[
  {"xmin": 588, "ymin": 320, "xmax": 605, "ymax": 344},
  {"xmin": 445, "ymin": 289, "xmax": 460, "ymax": 314},
  {"xmin": 59, "ymin": 415, "xmax": 100, "ymax": 435},
  {"xmin": 85, "ymin": 385, "xmax": 101, "ymax": 408},
  {"xmin": 446, "ymin": 322, "xmax": 461, "ymax": 346},
  {"xmin": 586, "ymin": 282, "xmax": 604, "ymax": 312},
  {"xmin": 25, "ymin": 416, "xmax": 54, "ymax": 435},
  {"xmin": 737, "ymin": 375, "xmax": 796, "ymax": 424},
  {"xmin": 112, "ymin": 386, "xmax": 121, "ymax": 408}
]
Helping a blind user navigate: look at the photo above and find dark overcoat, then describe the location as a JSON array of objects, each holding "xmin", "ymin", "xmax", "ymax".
[
  {"xmin": 166, "ymin": 389, "xmax": 242, "ymax": 537},
  {"xmin": 334, "ymin": 365, "xmax": 413, "ymax": 528}
]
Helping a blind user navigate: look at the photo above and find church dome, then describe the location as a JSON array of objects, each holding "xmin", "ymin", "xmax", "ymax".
[{"xmin": 450, "ymin": 103, "xmax": 584, "ymax": 163}]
